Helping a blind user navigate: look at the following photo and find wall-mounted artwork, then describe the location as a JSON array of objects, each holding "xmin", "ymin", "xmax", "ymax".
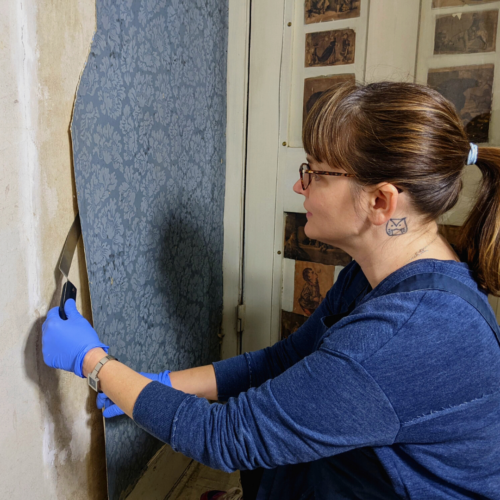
[
  {"xmin": 434, "ymin": 10, "xmax": 498, "ymax": 54},
  {"xmin": 305, "ymin": 29, "xmax": 355, "ymax": 67},
  {"xmin": 293, "ymin": 260, "xmax": 335, "ymax": 317},
  {"xmin": 303, "ymin": 74, "xmax": 355, "ymax": 125},
  {"xmin": 432, "ymin": 0, "xmax": 498, "ymax": 7},
  {"xmin": 305, "ymin": 0, "xmax": 361, "ymax": 25},
  {"xmin": 284, "ymin": 213, "xmax": 352, "ymax": 266},
  {"xmin": 281, "ymin": 311, "xmax": 308, "ymax": 340},
  {"xmin": 428, "ymin": 64, "xmax": 494, "ymax": 143}
]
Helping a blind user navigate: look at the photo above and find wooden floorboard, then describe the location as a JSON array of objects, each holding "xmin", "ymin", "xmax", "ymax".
[{"xmin": 166, "ymin": 461, "xmax": 241, "ymax": 500}]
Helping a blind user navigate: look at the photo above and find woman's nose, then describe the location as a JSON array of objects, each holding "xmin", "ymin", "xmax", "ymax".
[{"xmin": 293, "ymin": 179, "xmax": 306, "ymax": 196}]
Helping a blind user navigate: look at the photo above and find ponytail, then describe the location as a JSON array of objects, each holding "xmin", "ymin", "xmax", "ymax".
[{"xmin": 459, "ymin": 147, "xmax": 500, "ymax": 296}]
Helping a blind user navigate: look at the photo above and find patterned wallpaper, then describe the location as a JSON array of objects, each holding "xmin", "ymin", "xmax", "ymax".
[{"xmin": 71, "ymin": 0, "xmax": 228, "ymax": 497}]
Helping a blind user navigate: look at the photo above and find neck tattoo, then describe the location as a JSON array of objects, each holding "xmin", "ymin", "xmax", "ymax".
[{"xmin": 407, "ymin": 235, "xmax": 439, "ymax": 264}]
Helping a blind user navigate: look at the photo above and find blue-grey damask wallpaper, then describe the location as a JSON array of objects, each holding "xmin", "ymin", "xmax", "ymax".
[{"xmin": 71, "ymin": 1, "xmax": 228, "ymax": 497}]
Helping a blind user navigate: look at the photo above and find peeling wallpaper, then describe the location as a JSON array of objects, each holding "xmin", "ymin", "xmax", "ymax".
[{"xmin": 71, "ymin": 0, "xmax": 228, "ymax": 497}]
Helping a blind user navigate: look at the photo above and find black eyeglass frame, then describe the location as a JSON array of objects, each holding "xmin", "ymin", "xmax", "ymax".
[
  {"xmin": 299, "ymin": 163, "xmax": 355, "ymax": 190},
  {"xmin": 299, "ymin": 163, "xmax": 403, "ymax": 193}
]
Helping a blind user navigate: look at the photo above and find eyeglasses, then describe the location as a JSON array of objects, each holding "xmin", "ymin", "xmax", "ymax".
[
  {"xmin": 298, "ymin": 163, "xmax": 403, "ymax": 193},
  {"xmin": 299, "ymin": 163, "xmax": 355, "ymax": 190}
]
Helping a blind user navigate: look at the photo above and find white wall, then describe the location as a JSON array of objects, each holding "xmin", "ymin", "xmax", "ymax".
[{"xmin": 0, "ymin": 1, "xmax": 107, "ymax": 498}]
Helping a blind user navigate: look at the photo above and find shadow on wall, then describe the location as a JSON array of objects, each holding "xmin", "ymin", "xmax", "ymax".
[
  {"xmin": 101, "ymin": 210, "xmax": 224, "ymax": 499},
  {"xmin": 153, "ymin": 209, "xmax": 223, "ymax": 371},
  {"xmin": 22, "ymin": 239, "xmax": 107, "ymax": 500}
]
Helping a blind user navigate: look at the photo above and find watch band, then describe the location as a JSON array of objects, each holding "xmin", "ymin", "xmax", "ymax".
[{"xmin": 88, "ymin": 354, "xmax": 117, "ymax": 392}]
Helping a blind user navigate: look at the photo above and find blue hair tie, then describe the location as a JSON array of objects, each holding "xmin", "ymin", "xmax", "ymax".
[{"xmin": 467, "ymin": 143, "xmax": 478, "ymax": 165}]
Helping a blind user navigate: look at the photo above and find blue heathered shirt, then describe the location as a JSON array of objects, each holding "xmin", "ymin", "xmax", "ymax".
[{"xmin": 133, "ymin": 259, "xmax": 500, "ymax": 498}]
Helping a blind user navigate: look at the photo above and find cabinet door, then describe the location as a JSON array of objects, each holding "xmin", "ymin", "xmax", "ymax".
[
  {"xmin": 415, "ymin": 0, "xmax": 500, "ymax": 317},
  {"xmin": 242, "ymin": 0, "xmax": 500, "ymax": 353}
]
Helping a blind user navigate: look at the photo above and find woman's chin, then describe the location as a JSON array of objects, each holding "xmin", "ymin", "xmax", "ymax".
[
  {"xmin": 304, "ymin": 225, "xmax": 336, "ymax": 247},
  {"xmin": 303, "ymin": 221, "xmax": 313, "ymax": 237},
  {"xmin": 304, "ymin": 224, "xmax": 320, "ymax": 242}
]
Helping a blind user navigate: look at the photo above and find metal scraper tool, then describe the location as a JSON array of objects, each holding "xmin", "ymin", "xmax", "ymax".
[{"xmin": 58, "ymin": 213, "xmax": 82, "ymax": 320}]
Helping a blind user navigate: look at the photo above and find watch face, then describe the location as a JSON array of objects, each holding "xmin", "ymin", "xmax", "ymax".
[{"xmin": 89, "ymin": 378, "xmax": 97, "ymax": 390}]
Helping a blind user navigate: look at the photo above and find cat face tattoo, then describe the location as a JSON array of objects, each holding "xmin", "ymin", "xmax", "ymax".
[{"xmin": 386, "ymin": 218, "xmax": 408, "ymax": 236}]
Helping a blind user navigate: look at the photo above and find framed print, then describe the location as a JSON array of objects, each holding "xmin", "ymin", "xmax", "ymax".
[
  {"xmin": 305, "ymin": 29, "xmax": 355, "ymax": 67},
  {"xmin": 305, "ymin": 0, "xmax": 361, "ymax": 25},
  {"xmin": 293, "ymin": 260, "xmax": 335, "ymax": 317},
  {"xmin": 281, "ymin": 310, "xmax": 308, "ymax": 340},
  {"xmin": 428, "ymin": 64, "xmax": 494, "ymax": 142},
  {"xmin": 432, "ymin": 0, "xmax": 498, "ymax": 8},
  {"xmin": 434, "ymin": 10, "xmax": 497, "ymax": 55}
]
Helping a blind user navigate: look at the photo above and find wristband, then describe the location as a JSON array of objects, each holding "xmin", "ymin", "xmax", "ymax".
[{"xmin": 88, "ymin": 355, "xmax": 117, "ymax": 392}]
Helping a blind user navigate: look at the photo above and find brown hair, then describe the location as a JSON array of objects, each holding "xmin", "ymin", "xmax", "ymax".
[{"xmin": 303, "ymin": 81, "xmax": 500, "ymax": 295}]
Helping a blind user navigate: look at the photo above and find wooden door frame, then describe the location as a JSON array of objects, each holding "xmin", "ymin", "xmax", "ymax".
[
  {"xmin": 221, "ymin": 0, "xmax": 252, "ymax": 360},
  {"xmin": 241, "ymin": 0, "xmax": 290, "ymax": 354}
]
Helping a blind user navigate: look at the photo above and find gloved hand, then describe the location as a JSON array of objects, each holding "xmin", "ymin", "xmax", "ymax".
[
  {"xmin": 42, "ymin": 299, "xmax": 109, "ymax": 378},
  {"xmin": 96, "ymin": 371, "xmax": 171, "ymax": 418}
]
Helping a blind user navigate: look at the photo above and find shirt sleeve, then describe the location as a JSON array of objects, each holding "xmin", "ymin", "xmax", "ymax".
[
  {"xmin": 213, "ymin": 289, "xmax": 334, "ymax": 401},
  {"xmin": 133, "ymin": 345, "xmax": 400, "ymax": 473},
  {"xmin": 213, "ymin": 263, "xmax": 359, "ymax": 401}
]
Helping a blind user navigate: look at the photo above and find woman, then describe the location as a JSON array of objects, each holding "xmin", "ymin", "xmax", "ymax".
[{"xmin": 43, "ymin": 82, "xmax": 500, "ymax": 499}]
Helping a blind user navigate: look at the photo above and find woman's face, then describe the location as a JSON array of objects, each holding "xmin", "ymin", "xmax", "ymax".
[{"xmin": 293, "ymin": 155, "xmax": 361, "ymax": 249}]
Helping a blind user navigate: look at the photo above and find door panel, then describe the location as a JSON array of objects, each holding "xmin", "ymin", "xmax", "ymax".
[{"xmin": 242, "ymin": 0, "xmax": 290, "ymax": 353}]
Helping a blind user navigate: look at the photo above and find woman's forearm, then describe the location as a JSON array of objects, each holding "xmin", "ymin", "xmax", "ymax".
[
  {"xmin": 169, "ymin": 365, "xmax": 218, "ymax": 401},
  {"xmin": 83, "ymin": 348, "xmax": 219, "ymax": 418}
]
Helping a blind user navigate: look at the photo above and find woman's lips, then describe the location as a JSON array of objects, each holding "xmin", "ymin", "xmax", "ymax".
[{"xmin": 306, "ymin": 212, "xmax": 312, "ymax": 218}]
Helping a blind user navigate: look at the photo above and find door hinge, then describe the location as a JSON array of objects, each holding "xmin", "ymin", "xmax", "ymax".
[{"xmin": 237, "ymin": 304, "xmax": 246, "ymax": 334}]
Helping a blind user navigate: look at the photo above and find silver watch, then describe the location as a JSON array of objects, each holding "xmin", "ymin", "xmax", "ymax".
[{"xmin": 88, "ymin": 354, "xmax": 117, "ymax": 392}]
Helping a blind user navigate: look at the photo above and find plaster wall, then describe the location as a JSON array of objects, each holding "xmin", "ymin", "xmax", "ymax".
[{"xmin": 0, "ymin": 0, "xmax": 106, "ymax": 498}]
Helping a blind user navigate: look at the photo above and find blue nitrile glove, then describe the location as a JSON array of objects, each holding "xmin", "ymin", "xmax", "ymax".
[
  {"xmin": 42, "ymin": 299, "xmax": 109, "ymax": 378},
  {"xmin": 96, "ymin": 371, "xmax": 171, "ymax": 418}
]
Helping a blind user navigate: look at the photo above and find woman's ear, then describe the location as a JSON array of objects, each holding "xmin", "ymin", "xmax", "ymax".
[{"xmin": 367, "ymin": 183, "xmax": 399, "ymax": 226}]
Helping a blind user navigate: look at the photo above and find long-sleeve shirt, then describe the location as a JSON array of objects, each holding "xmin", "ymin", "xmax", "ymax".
[{"xmin": 133, "ymin": 259, "xmax": 500, "ymax": 498}]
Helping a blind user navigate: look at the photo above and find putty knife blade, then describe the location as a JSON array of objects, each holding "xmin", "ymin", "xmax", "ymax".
[
  {"xmin": 58, "ymin": 214, "xmax": 82, "ymax": 320},
  {"xmin": 58, "ymin": 213, "xmax": 81, "ymax": 278}
]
